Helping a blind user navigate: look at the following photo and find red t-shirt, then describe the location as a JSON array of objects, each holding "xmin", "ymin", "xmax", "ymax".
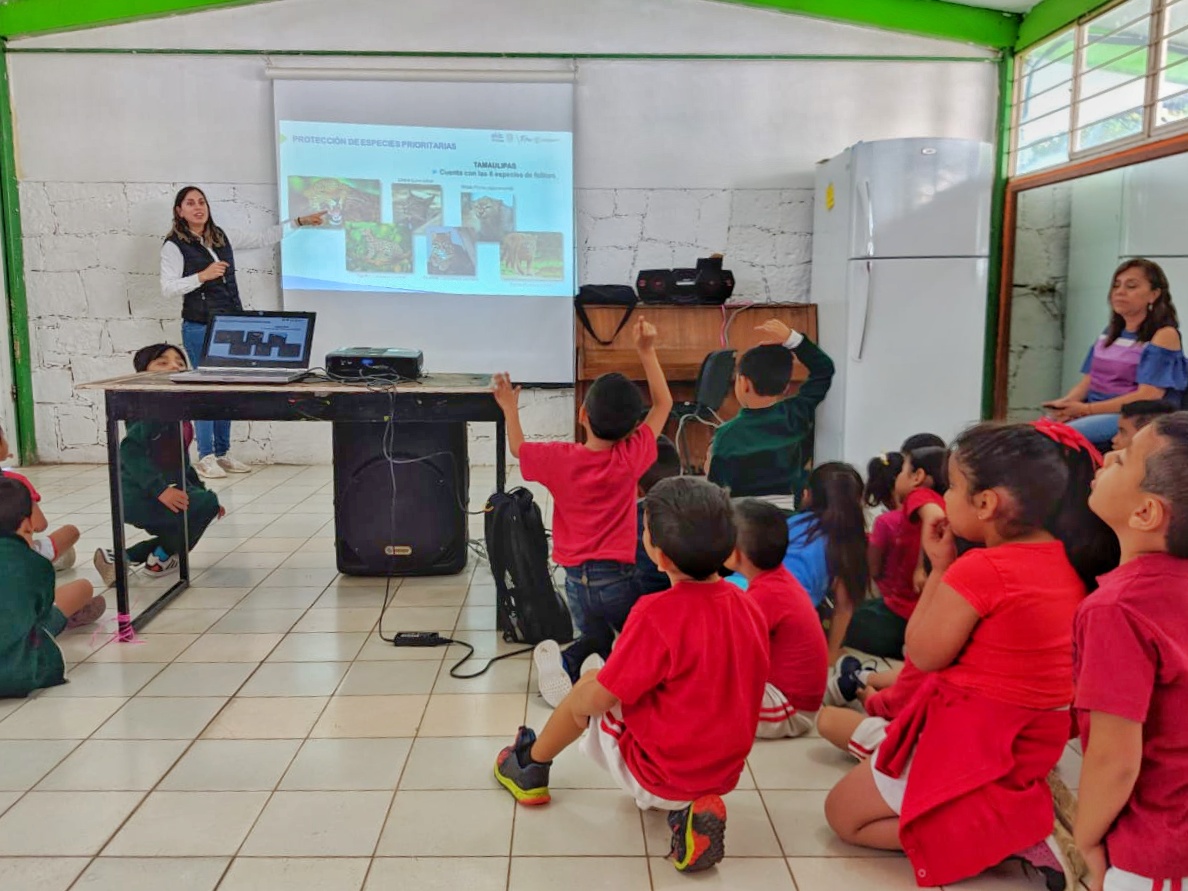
[
  {"xmin": 941, "ymin": 542, "xmax": 1086, "ymax": 709},
  {"xmin": 877, "ymin": 489, "xmax": 944, "ymax": 619},
  {"xmin": 597, "ymin": 579, "xmax": 770, "ymax": 801},
  {"xmin": 519, "ymin": 428, "xmax": 657, "ymax": 567},
  {"xmin": 865, "ymin": 655, "xmax": 927, "ymax": 721},
  {"xmin": 1, "ymin": 470, "xmax": 39, "ymax": 502},
  {"xmin": 1074, "ymin": 553, "xmax": 1188, "ymax": 881},
  {"xmin": 746, "ymin": 566, "xmax": 827, "ymax": 712}
]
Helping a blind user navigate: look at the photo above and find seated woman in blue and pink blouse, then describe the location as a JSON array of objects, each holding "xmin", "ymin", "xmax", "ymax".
[{"xmin": 1044, "ymin": 258, "xmax": 1187, "ymax": 448}]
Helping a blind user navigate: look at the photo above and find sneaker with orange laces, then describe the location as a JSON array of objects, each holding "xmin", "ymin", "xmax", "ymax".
[{"xmin": 667, "ymin": 794, "xmax": 727, "ymax": 872}]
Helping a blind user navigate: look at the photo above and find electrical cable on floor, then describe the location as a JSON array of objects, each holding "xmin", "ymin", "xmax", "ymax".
[{"xmin": 369, "ymin": 382, "xmax": 532, "ymax": 677}]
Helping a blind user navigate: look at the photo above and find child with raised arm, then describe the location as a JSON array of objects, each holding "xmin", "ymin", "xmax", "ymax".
[
  {"xmin": 0, "ymin": 478, "xmax": 106, "ymax": 697},
  {"xmin": 1074, "ymin": 412, "xmax": 1188, "ymax": 891},
  {"xmin": 729, "ymin": 498, "xmax": 828, "ymax": 738},
  {"xmin": 492, "ymin": 477, "xmax": 769, "ymax": 874},
  {"xmin": 492, "ymin": 316, "xmax": 673, "ymax": 707},
  {"xmin": 823, "ymin": 420, "xmax": 1119, "ymax": 888},
  {"xmin": 708, "ymin": 319, "xmax": 834, "ymax": 501},
  {"xmin": 0, "ymin": 423, "xmax": 81, "ymax": 572}
]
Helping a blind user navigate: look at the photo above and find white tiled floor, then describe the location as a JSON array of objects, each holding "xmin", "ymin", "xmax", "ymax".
[{"xmin": 0, "ymin": 463, "xmax": 1074, "ymax": 890}]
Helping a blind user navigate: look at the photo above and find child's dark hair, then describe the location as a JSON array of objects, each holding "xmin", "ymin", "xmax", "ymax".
[
  {"xmin": 734, "ymin": 499, "xmax": 789, "ymax": 571},
  {"xmin": 0, "ymin": 477, "xmax": 33, "ymax": 534},
  {"xmin": 865, "ymin": 452, "xmax": 904, "ymax": 509},
  {"xmin": 1121, "ymin": 399, "xmax": 1178, "ymax": 427},
  {"xmin": 133, "ymin": 343, "xmax": 187, "ymax": 373},
  {"xmin": 952, "ymin": 422, "xmax": 1119, "ymax": 590},
  {"xmin": 1141, "ymin": 413, "xmax": 1188, "ymax": 558},
  {"xmin": 901, "ymin": 433, "xmax": 946, "ymax": 451},
  {"xmin": 905, "ymin": 446, "xmax": 949, "ymax": 494},
  {"xmin": 645, "ymin": 477, "xmax": 735, "ymax": 581},
  {"xmin": 640, "ymin": 435, "xmax": 680, "ymax": 494},
  {"xmin": 584, "ymin": 372, "xmax": 644, "ymax": 441},
  {"xmin": 803, "ymin": 462, "xmax": 869, "ymax": 603},
  {"xmin": 738, "ymin": 345, "xmax": 793, "ymax": 397}
]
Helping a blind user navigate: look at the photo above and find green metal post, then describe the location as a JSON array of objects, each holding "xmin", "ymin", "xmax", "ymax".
[
  {"xmin": 983, "ymin": 50, "xmax": 1015, "ymax": 419},
  {"xmin": 0, "ymin": 44, "xmax": 35, "ymax": 462}
]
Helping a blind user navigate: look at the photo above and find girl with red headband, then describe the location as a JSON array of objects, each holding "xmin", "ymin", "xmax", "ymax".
[{"xmin": 824, "ymin": 420, "xmax": 1119, "ymax": 888}]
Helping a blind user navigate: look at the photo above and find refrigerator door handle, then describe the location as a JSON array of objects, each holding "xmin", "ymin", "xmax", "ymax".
[
  {"xmin": 861, "ymin": 179, "xmax": 875, "ymax": 256},
  {"xmin": 852, "ymin": 261, "xmax": 873, "ymax": 362}
]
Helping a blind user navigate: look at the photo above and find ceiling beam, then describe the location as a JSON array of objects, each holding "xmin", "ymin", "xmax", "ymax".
[
  {"xmin": 716, "ymin": 0, "xmax": 1019, "ymax": 49},
  {"xmin": 1015, "ymin": 0, "xmax": 1111, "ymax": 49},
  {"xmin": 0, "ymin": 0, "xmax": 271, "ymax": 39}
]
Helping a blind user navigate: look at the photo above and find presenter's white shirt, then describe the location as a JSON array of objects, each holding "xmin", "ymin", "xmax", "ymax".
[{"xmin": 159, "ymin": 223, "xmax": 293, "ymax": 302}]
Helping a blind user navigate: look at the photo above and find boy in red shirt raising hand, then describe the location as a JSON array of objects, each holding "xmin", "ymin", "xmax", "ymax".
[
  {"xmin": 493, "ymin": 477, "xmax": 770, "ymax": 874},
  {"xmin": 1076, "ymin": 412, "xmax": 1188, "ymax": 891},
  {"xmin": 492, "ymin": 315, "xmax": 673, "ymax": 706}
]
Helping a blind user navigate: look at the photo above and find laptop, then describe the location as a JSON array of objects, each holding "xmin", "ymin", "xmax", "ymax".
[{"xmin": 171, "ymin": 311, "xmax": 317, "ymax": 384}]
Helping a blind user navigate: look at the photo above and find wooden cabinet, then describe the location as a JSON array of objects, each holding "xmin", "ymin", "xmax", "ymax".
[{"xmin": 574, "ymin": 303, "xmax": 819, "ymax": 470}]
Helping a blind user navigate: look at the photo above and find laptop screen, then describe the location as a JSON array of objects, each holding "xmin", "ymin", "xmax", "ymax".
[{"xmin": 201, "ymin": 312, "xmax": 316, "ymax": 369}]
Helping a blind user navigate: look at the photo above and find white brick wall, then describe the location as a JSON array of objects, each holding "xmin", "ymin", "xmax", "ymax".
[
  {"xmin": 1007, "ymin": 185, "xmax": 1072, "ymax": 421},
  {"xmin": 24, "ymin": 182, "xmax": 810, "ymax": 463}
]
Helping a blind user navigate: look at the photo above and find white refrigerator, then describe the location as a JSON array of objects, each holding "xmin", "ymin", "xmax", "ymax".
[{"xmin": 810, "ymin": 138, "xmax": 994, "ymax": 468}]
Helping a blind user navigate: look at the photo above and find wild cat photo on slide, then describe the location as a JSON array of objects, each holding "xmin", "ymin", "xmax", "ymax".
[
  {"xmin": 287, "ymin": 176, "xmax": 381, "ymax": 228},
  {"xmin": 392, "ymin": 184, "xmax": 444, "ymax": 234},
  {"xmin": 426, "ymin": 226, "xmax": 478, "ymax": 277},
  {"xmin": 500, "ymin": 232, "xmax": 565, "ymax": 280},
  {"xmin": 461, "ymin": 190, "xmax": 515, "ymax": 242},
  {"xmin": 344, "ymin": 222, "xmax": 414, "ymax": 274}
]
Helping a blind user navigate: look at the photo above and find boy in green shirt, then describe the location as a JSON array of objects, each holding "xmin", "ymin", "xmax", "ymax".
[
  {"xmin": 0, "ymin": 478, "xmax": 104, "ymax": 697},
  {"xmin": 707, "ymin": 319, "xmax": 835, "ymax": 501},
  {"xmin": 93, "ymin": 344, "xmax": 223, "ymax": 587}
]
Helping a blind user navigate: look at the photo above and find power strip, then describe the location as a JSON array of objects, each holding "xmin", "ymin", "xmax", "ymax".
[{"xmin": 391, "ymin": 631, "xmax": 449, "ymax": 647}]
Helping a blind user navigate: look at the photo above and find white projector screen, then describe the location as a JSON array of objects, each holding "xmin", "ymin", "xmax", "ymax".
[{"xmin": 272, "ymin": 77, "xmax": 576, "ymax": 383}]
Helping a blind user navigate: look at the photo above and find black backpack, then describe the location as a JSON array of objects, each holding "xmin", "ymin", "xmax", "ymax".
[{"xmin": 485, "ymin": 488, "xmax": 574, "ymax": 645}]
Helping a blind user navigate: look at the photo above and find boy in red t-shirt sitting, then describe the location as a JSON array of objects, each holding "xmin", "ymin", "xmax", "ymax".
[
  {"xmin": 492, "ymin": 316, "xmax": 673, "ymax": 708},
  {"xmin": 1075, "ymin": 413, "xmax": 1188, "ymax": 891},
  {"xmin": 727, "ymin": 498, "xmax": 827, "ymax": 738},
  {"xmin": 493, "ymin": 477, "xmax": 770, "ymax": 874}
]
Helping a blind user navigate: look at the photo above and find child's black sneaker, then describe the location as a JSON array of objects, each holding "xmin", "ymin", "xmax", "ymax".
[
  {"xmin": 494, "ymin": 726, "xmax": 552, "ymax": 806},
  {"xmin": 668, "ymin": 794, "xmax": 727, "ymax": 873},
  {"xmin": 824, "ymin": 655, "xmax": 869, "ymax": 706}
]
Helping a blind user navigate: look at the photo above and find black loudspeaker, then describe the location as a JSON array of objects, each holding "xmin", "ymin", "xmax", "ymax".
[{"xmin": 332, "ymin": 421, "xmax": 469, "ymax": 576}]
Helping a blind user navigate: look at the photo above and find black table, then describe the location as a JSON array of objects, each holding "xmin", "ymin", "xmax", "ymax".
[{"xmin": 79, "ymin": 372, "xmax": 506, "ymax": 634}]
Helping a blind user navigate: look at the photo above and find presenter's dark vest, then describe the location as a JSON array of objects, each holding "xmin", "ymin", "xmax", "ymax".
[{"xmin": 166, "ymin": 232, "xmax": 240, "ymax": 325}]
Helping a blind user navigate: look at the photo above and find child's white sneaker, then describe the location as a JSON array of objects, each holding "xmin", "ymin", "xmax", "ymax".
[
  {"xmin": 145, "ymin": 552, "xmax": 180, "ymax": 575},
  {"xmin": 194, "ymin": 455, "xmax": 226, "ymax": 479},
  {"xmin": 216, "ymin": 455, "xmax": 251, "ymax": 473},
  {"xmin": 52, "ymin": 546, "xmax": 76, "ymax": 572},
  {"xmin": 534, "ymin": 640, "xmax": 573, "ymax": 708},
  {"xmin": 579, "ymin": 653, "xmax": 605, "ymax": 676}
]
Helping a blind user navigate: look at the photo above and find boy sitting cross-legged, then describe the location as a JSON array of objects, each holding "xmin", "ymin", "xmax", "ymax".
[
  {"xmin": 0, "ymin": 478, "xmax": 106, "ymax": 698},
  {"xmin": 493, "ymin": 315, "xmax": 673, "ymax": 705},
  {"xmin": 493, "ymin": 476, "xmax": 770, "ymax": 874},
  {"xmin": 727, "ymin": 498, "xmax": 828, "ymax": 738}
]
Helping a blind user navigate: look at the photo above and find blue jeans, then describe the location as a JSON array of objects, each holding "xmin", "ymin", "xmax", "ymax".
[
  {"xmin": 561, "ymin": 561, "xmax": 638, "ymax": 681},
  {"xmin": 181, "ymin": 320, "xmax": 231, "ymax": 458},
  {"xmin": 1067, "ymin": 411, "xmax": 1120, "ymax": 451}
]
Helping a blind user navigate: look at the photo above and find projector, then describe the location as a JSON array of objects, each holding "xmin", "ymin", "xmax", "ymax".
[{"xmin": 326, "ymin": 347, "xmax": 424, "ymax": 381}]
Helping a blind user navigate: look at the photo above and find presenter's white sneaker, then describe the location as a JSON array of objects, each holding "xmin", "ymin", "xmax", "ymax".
[
  {"xmin": 217, "ymin": 455, "xmax": 252, "ymax": 474},
  {"xmin": 534, "ymin": 640, "xmax": 573, "ymax": 709},
  {"xmin": 194, "ymin": 455, "xmax": 227, "ymax": 479}
]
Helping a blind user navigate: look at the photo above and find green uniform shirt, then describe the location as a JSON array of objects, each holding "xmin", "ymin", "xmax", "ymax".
[
  {"xmin": 0, "ymin": 534, "xmax": 66, "ymax": 698},
  {"xmin": 121, "ymin": 421, "xmax": 204, "ymax": 510},
  {"xmin": 708, "ymin": 337, "xmax": 835, "ymax": 498}
]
